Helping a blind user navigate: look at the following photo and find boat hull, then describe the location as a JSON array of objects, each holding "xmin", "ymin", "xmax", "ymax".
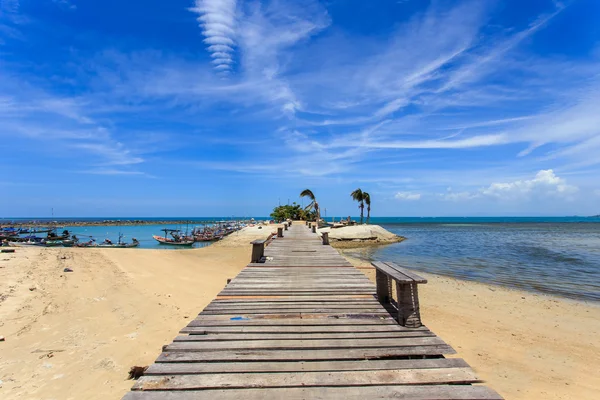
[{"xmin": 153, "ymin": 235, "xmax": 194, "ymax": 246}]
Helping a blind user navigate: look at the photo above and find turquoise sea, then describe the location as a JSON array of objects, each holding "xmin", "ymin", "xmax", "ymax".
[
  {"xmin": 3, "ymin": 216, "xmax": 599, "ymax": 302},
  {"xmin": 348, "ymin": 217, "xmax": 600, "ymax": 302}
]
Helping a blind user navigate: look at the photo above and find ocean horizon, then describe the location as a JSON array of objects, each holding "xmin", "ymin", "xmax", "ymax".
[{"xmin": 3, "ymin": 216, "xmax": 600, "ymax": 223}]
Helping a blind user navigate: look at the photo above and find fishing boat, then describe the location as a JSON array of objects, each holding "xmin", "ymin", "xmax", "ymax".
[
  {"xmin": 96, "ymin": 234, "xmax": 140, "ymax": 248},
  {"xmin": 47, "ymin": 229, "xmax": 71, "ymax": 241},
  {"xmin": 44, "ymin": 239, "xmax": 76, "ymax": 247},
  {"xmin": 75, "ymin": 239, "xmax": 97, "ymax": 248},
  {"xmin": 153, "ymin": 229, "xmax": 194, "ymax": 246},
  {"xmin": 10, "ymin": 240, "xmax": 45, "ymax": 247}
]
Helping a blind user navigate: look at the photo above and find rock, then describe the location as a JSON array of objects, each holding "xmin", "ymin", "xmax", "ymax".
[
  {"xmin": 63, "ymin": 268, "xmax": 73, "ymax": 272},
  {"xmin": 320, "ymin": 224, "xmax": 400, "ymax": 241},
  {"xmin": 29, "ymin": 287, "xmax": 36, "ymax": 291},
  {"xmin": 0, "ymin": 335, "xmax": 5, "ymax": 341}
]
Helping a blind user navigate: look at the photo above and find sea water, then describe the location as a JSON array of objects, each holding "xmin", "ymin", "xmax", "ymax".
[{"xmin": 343, "ymin": 219, "xmax": 600, "ymax": 302}]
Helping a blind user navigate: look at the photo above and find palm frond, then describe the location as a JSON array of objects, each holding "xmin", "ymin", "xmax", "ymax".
[
  {"xmin": 300, "ymin": 189, "xmax": 315, "ymax": 201},
  {"xmin": 350, "ymin": 188, "xmax": 363, "ymax": 201}
]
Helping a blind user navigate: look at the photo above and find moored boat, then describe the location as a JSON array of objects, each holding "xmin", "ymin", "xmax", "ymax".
[
  {"xmin": 153, "ymin": 229, "xmax": 194, "ymax": 246},
  {"xmin": 96, "ymin": 235, "xmax": 140, "ymax": 248}
]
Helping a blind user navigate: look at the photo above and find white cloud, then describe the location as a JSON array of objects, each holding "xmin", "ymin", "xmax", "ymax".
[
  {"xmin": 190, "ymin": 0, "xmax": 238, "ymax": 74},
  {"xmin": 395, "ymin": 192, "xmax": 421, "ymax": 201},
  {"xmin": 442, "ymin": 169, "xmax": 578, "ymax": 201},
  {"xmin": 481, "ymin": 169, "xmax": 577, "ymax": 198}
]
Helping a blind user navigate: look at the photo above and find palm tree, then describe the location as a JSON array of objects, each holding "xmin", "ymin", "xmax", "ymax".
[
  {"xmin": 351, "ymin": 188, "xmax": 364, "ymax": 224},
  {"xmin": 363, "ymin": 192, "xmax": 371, "ymax": 224},
  {"xmin": 300, "ymin": 189, "xmax": 319, "ymax": 223}
]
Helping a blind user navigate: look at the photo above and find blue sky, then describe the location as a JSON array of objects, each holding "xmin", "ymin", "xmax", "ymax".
[{"xmin": 1, "ymin": 0, "xmax": 600, "ymax": 217}]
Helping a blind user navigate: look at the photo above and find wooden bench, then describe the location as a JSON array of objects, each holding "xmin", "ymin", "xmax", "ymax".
[{"xmin": 372, "ymin": 261, "xmax": 427, "ymax": 328}]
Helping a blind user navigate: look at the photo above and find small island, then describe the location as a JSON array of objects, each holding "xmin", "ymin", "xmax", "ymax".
[{"xmin": 271, "ymin": 188, "xmax": 405, "ymax": 248}]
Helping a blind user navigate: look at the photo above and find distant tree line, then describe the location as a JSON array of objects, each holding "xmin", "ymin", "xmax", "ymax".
[{"xmin": 270, "ymin": 203, "xmax": 316, "ymax": 222}]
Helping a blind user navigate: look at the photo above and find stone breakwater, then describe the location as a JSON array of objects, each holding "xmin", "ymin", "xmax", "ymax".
[{"xmin": 0, "ymin": 220, "xmax": 257, "ymax": 228}]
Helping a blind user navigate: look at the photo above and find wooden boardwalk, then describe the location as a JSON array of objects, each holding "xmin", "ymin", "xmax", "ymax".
[{"xmin": 123, "ymin": 224, "xmax": 502, "ymax": 399}]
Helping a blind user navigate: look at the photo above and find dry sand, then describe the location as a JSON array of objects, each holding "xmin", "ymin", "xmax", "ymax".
[{"xmin": 1, "ymin": 224, "xmax": 598, "ymax": 400}]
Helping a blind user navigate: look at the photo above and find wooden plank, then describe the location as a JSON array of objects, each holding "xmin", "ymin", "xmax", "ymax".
[
  {"xmin": 156, "ymin": 345, "xmax": 456, "ymax": 362},
  {"xmin": 145, "ymin": 358, "xmax": 469, "ymax": 375},
  {"xmin": 164, "ymin": 336, "xmax": 447, "ymax": 351},
  {"xmin": 133, "ymin": 367, "xmax": 480, "ymax": 390},
  {"xmin": 180, "ymin": 325, "xmax": 425, "ymax": 334},
  {"xmin": 372, "ymin": 261, "xmax": 414, "ymax": 283},
  {"xmin": 187, "ymin": 318, "xmax": 399, "ymax": 326},
  {"xmin": 173, "ymin": 331, "xmax": 436, "ymax": 341},
  {"xmin": 124, "ymin": 385, "xmax": 502, "ymax": 400},
  {"xmin": 204, "ymin": 303, "xmax": 384, "ymax": 309},
  {"xmin": 383, "ymin": 261, "xmax": 428, "ymax": 283},
  {"xmin": 200, "ymin": 309, "xmax": 390, "ymax": 315},
  {"xmin": 213, "ymin": 296, "xmax": 377, "ymax": 302}
]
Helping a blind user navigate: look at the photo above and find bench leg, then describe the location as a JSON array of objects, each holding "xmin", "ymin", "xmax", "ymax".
[
  {"xmin": 251, "ymin": 243, "xmax": 265, "ymax": 263},
  {"xmin": 396, "ymin": 282, "xmax": 422, "ymax": 328},
  {"xmin": 376, "ymin": 270, "xmax": 392, "ymax": 304}
]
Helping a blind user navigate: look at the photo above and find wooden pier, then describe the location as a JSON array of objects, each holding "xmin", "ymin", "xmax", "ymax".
[{"xmin": 123, "ymin": 224, "xmax": 502, "ymax": 399}]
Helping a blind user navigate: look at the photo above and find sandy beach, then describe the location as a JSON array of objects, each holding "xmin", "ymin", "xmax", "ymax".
[{"xmin": 1, "ymin": 225, "xmax": 598, "ymax": 399}]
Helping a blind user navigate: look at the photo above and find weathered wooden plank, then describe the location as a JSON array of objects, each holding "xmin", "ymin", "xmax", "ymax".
[
  {"xmin": 383, "ymin": 261, "xmax": 428, "ymax": 283},
  {"xmin": 372, "ymin": 261, "xmax": 414, "ymax": 283},
  {"xmin": 156, "ymin": 345, "xmax": 456, "ymax": 362},
  {"xmin": 164, "ymin": 336, "xmax": 447, "ymax": 351},
  {"xmin": 145, "ymin": 358, "xmax": 469, "ymax": 375},
  {"xmin": 204, "ymin": 303, "xmax": 384, "ymax": 310},
  {"xmin": 173, "ymin": 331, "xmax": 435, "ymax": 341},
  {"xmin": 213, "ymin": 296, "xmax": 377, "ymax": 302},
  {"xmin": 187, "ymin": 318, "xmax": 398, "ymax": 326},
  {"xmin": 201, "ymin": 308, "xmax": 390, "ymax": 315},
  {"xmin": 180, "ymin": 325, "xmax": 426, "ymax": 334},
  {"xmin": 124, "ymin": 385, "xmax": 502, "ymax": 400},
  {"xmin": 134, "ymin": 367, "xmax": 480, "ymax": 390}
]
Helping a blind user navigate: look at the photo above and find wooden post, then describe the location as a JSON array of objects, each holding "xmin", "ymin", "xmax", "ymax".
[
  {"xmin": 288, "ymin": 220, "xmax": 292, "ymax": 226},
  {"xmin": 250, "ymin": 241, "xmax": 265, "ymax": 263},
  {"xmin": 311, "ymin": 225, "xmax": 316, "ymax": 233},
  {"xmin": 396, "ymin": 282, "xmax": 422, "ymax": 328},
  {"xmin": 376, "ymin": 270, "xmax": 391, "ymax": 304},
  {"xmin": 277, "ymin": 227, "xmax": 284, "ymax": 237},
  {"xmin": 321, "ymin": 231, "xmax": 329, "ymax": 245},
  {"xmin": 284, "ymin": 223, "xmax": 288, "ymax": 231}
]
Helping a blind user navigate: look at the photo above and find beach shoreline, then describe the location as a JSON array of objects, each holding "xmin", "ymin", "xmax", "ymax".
[{"xmin": 0, "ymin": 226, "xmax": 598, "ymax": 400}]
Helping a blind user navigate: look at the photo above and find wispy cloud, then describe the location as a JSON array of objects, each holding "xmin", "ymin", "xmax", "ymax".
[
  {"xmin": 395, "ymin": 192, "xmax": 421, "ymax": 201},
  {"xmin": 190, "ymin": 0, "xmax": 238, "ymax": 75}
]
